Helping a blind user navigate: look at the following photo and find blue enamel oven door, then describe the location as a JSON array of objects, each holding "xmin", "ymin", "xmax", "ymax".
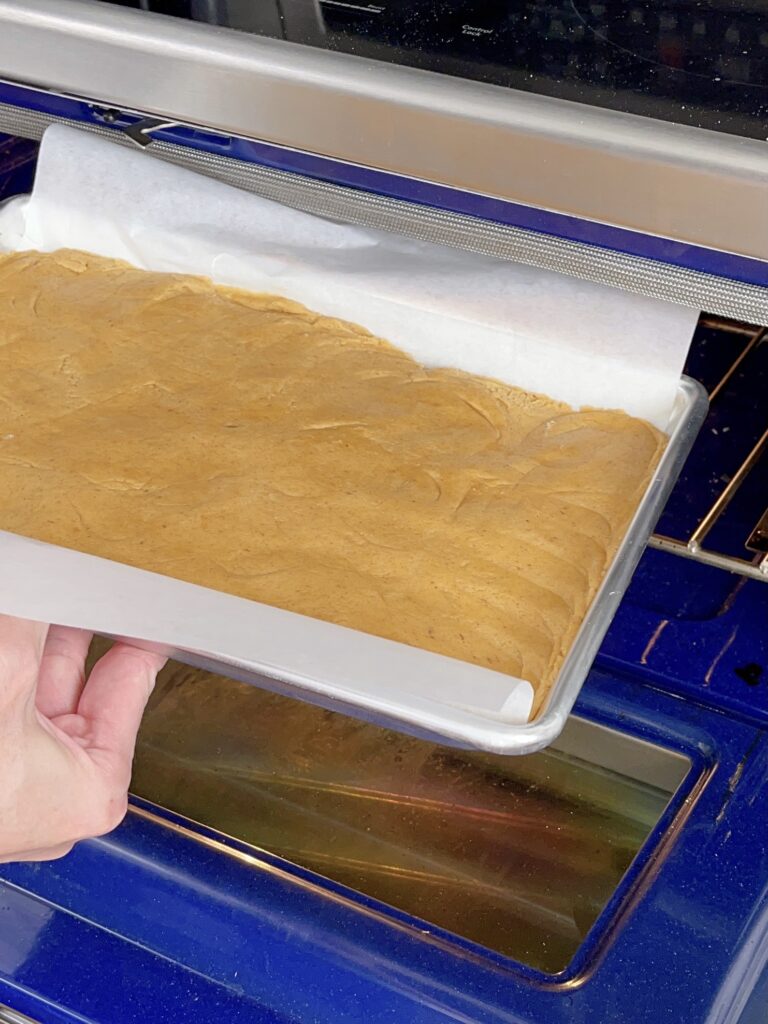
[{"xmin": 0, "ymin": 4, "xmax": 766, "ymax": 1023}]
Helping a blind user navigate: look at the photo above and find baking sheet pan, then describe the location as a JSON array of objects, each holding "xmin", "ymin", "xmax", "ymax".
[{"xmin": 0, "ymin": 126, "xmax": 705, "ymax": 753}]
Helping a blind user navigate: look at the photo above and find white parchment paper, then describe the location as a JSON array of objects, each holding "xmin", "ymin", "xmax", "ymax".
[{"xmin": 0, "ymin": 125, "xmax": 698, "ymax": 426}]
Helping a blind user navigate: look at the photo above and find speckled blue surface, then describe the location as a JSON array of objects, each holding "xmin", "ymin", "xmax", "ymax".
[{"xmin": 1, "ymin": 673, "xmax": 766, "ymax": 1024}]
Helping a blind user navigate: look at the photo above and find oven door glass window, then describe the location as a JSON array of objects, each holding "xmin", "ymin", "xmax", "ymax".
[{"xmin": 126, "ymin": 647, "xmax": 690, "ymax": 975}]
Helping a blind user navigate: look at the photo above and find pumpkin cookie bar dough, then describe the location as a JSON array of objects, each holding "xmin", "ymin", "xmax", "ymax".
[{"xmin": 0, "ymin": 249, "xmax": 665, "ymax": 713}]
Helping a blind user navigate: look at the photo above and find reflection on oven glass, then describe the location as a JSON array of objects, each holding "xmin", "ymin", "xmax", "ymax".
[
  {"xmin": 97, "ymin": 0, "xmax": 768, "ymax": 139},
  {"xmin": 124, "ymin": 647, "xmax": 683, "ymax": 974}
]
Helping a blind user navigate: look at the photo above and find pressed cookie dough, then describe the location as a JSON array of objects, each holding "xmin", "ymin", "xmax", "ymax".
[{"xmin": 0, "ymin": 249, "xmax": 665, "ymax": 711}]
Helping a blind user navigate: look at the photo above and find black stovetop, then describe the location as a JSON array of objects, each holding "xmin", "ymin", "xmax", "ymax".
[{"xmin": 102, "ymin": 0, "xmax": 768, "ymax": 141}]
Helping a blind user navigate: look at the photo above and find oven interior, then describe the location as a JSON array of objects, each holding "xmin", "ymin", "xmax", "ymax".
[{"xmin": 126, "ymin": 658, "xmax": 690, "ymax": 975}]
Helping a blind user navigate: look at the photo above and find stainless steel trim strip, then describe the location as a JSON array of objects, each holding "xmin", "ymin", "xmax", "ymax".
[
  {"xmin": 0, "ymin": 0, "xmax": 767, "ymax": 261},
  {"xmin": 1, "ymin": 100, "xmax": 767, "ymax": 326},
  {"xmin": 548, "ymin": 717, "xmax": 690, "ymax": 794}
]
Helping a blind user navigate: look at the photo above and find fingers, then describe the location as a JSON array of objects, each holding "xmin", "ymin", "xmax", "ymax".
[
  {"xmin": 0, "ymin": 694, "xmax": 133, "ymax": 859},
  {"xmin": 0, "ymin": 630, "xmax": 162, "ymax": 865},
  {"xmin": 0, "ymin": 614, "xmax": 48, "ymax": 704},
  {"xmin": 35, "ymin": 626, "xmax": 94, "ymax": 719},
  {"xmin": 78, "ymin": 643, "xmax": 167, "ymax": 774}
]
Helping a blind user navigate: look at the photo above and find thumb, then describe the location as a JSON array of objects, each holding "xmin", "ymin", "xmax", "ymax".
[{"xmin": 77, "ymin": 643, "xmax": 167, "ymax": 776}]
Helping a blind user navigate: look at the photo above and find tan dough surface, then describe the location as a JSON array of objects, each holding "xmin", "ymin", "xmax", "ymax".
[{"xmin": 0, "ymin": 249, "xmax": 665, "ymax": 711}]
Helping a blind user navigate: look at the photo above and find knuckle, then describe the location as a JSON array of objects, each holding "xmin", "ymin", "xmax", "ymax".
[
  {"xmin": 42, "ymin": 649, "xmax": 86, "ymax": 688},
  {"xmin": 113, "ymin": 646, "xmax": 166, "ymax": 683}
]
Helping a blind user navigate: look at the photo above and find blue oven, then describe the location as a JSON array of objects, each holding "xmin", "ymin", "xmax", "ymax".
[{"xmin": 0, "ymin": 2, "xmax": 766, "ymax": 1021}]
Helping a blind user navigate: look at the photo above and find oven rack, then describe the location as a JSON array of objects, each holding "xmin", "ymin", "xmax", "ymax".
[{"xmin": 650, "ymin": 318, "xmax": 767, "ymax": 582}]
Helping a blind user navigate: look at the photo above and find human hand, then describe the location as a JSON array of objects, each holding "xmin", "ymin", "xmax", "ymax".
[{"xmin": 0, "ymin": 614, "xmax": 166, "ymax": 863}]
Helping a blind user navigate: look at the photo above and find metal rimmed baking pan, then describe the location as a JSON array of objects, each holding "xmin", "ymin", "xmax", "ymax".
[{"xmin": 0, "ymin": 376, "xmax": 706, "ymax": 755}]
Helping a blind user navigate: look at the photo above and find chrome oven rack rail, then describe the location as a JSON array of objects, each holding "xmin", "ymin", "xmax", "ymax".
[{"xmin": 650, "ymin": 318, "xmax": 767, "ymax": 581}]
